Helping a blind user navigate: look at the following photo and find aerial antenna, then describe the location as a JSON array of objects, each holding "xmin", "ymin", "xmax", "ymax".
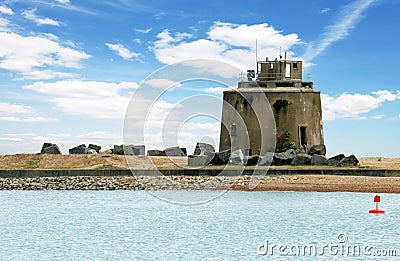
[
  {"xmin": 255, "ymin": 39, "xmax": 258, "ymax": 68},
  {"xmin": 279, "ymin": 47, "xmax": 282, "ymax": 60}
]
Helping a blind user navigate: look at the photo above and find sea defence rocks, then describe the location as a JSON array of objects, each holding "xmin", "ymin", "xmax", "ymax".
[
  {"xmin": 147, "ymin": 150, "xmax": 166, "ymax": 156},
  {"xmin": 210, "ymin": 149, "xmax": 231, "ymax": 165},
  {"xmin": 273, "ymin": 151, "xmax": 296, "ymax": 166},
  {"xmin": 229, "ymin": 149, "xmax": 244, "ymax": 165},
  {"xmin": 188, "ymin": 155, "xmax": 210, "ymax": 166},
  {"xmin": 327, "ymin": 154, "xmax": 345, "ymax": 166},
  {"xmin": 147, "ymin": 147, "xmax": 186, "ymax": 157},
  {"xmin": 338, "ymin": 155, "xmax": 359, "ymax": 167},
  {"xmin": 88, "ymin": 144, "xmax": 101, "ymax": 153},
  {"xmin": 99, "ymin": 149, "xmax": 112, "ymax": 155},
  {"xmin": 244, "ymin": 155, "xmax": 260, "ymax": 166},
  {"xmin": 311, "ymin": 154, "xmax": 327, "ymax": 165},
  {"xmin": 190, "ymin": 147, "xmax": 358, "ymax": 167},
  {"xmin": 291, "ymin": 154, "xmax": 312, "ymax": 165},
  {"xmin": 113, "ymin": 145, "xmax": 145, "ymax": 156},
  {"xmin": 40, "ymin": 143, "xmax": 62, "ymax": 154},
  {"xmin": 165, "ymin": 147, "xmax": 187, "ymax": 157},
  {"xmin": 193, "ymin": 142, "xmax": 215, "ymax": 156},
  {"xmin": 309, "ymin": 144, "xmax": 326, "ymax": 156},
  {"xmin": 69, "ymin": 144, "xmax": 91, "ymax": 154}
]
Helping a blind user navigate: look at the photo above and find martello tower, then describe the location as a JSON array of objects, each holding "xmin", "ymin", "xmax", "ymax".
[{"xmin": 219, "ymin": 58, "xmax": 324, "ymax": 155}]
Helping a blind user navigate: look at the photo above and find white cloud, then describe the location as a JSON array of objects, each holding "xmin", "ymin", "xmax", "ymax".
[
  {"xmin": 304, "ymin": 0, "xmax": 377, "ymax": 61},
  {"xmin": 22, "ymin": 8, "xmax": 61, "ymax": 26},
  {"xmin": 0, "ymin": 102, "xmax": 33, "ymax": 115},
  {"xmin": 134, "ymin": 27, "xmax": 152, "ymax": 33},
  {"xmin": 144, "ymin": 78, "xmax": 182, "ymax": 89},
  {"xmin": 153, "ymin": 22, "xmax": 300, "ymax": 73},
  {"xmin": 0, "ymin": 5, "xmax": 14, "ymax": 15},
  {"xmin": 321, "ymin": 90, "xmax": 400, "ymax": 120},
  {"xmin": 24, "ymin": 80, "xmax": 138, "ymax": 119},
  {"xmin": 0, "ymin": 116, "xmax": 56, "ymax": 122},
  {"xmin": 0, "ymin": 102, "xmax": 55, "ymax": 122},
  {"xmin": 204, "ymin": 86, "xmax": 234, "ymax": 94},
  {"xmin": 320, "ymin": 8, "xmax": 331, "ymax": 14},
  {"xmin": 0, "ymin": 17, "xmax": 10, "ymax": 31},
  {"xmin": 105, "ymin": 43, "xmax": 140, "ymax": 60},
  {"xmin": 0, "ymin": 31, "xmax": 91, "ymax": 78},
  {"xmin": 56, "ymin": 0, "xmax": 71, "ymax": 4},
  {"xmin": 18, "ymin": 70, "xmax": 77, "ymax": 80}
]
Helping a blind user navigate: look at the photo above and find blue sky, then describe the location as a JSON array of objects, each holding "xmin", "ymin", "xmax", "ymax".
[{"xmin": 0, "ymin": 0, "xmax": 399, "ymax": 157}]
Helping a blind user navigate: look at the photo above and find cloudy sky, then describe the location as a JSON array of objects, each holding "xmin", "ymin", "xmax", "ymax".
[{"xmin": 0, "ymin": 0, "xmax": 399, "ymax": 157}]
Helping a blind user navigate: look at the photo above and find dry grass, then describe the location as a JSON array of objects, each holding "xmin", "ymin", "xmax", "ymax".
[{"xmin": 0, "ymin": 154, "xmax": 398, "ymax": 170}]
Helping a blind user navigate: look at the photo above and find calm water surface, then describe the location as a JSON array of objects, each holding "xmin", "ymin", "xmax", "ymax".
[{"xmin": 0, "ymin": 191, "xmax": 399, "ymax": 260}]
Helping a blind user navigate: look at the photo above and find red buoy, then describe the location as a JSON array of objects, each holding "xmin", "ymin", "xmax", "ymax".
[{"xmin": 369, "ymin": 195, "xmax": 385, "ymax": 214}]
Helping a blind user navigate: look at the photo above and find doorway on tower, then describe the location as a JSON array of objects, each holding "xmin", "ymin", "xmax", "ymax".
[{"xmin": 299, "ymin": 126, "xmax": 307, "ymax": 150}]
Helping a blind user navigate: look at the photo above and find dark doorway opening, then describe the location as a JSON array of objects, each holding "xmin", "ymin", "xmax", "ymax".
[{"xmin": 300, "ymin": 126, "xmax": 307, "ymax": 149}]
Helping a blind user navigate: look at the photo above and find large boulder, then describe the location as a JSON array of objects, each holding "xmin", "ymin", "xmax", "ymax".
[
  {"xmin": 308, "ymin": 144, "xmax": 326, "ymax": 156},
  {"xmin": 69, "ymin": 145, "xmax": 90, "ymax": 154},
  {"xmin": 188, "ymin": 155, "xmax": 211, "ymax": 166},
  {"xmin": 229, "ymin": 149, "xmax": 244, "ymax": 165},
  {"xmin": 273, "ymin": 152, "xmax": 295, "ymax": 165},
  {"xmin": 40, "ymin": 143, "xmax": 62, "ymax": 154},
  {"xmin": 132, "ymin": 145, "xmax": 145, "ymax": 156},
  {"xmin": 339, "ymin": 155, "xmax": 359, "ymax": 167},
  {"xmin": 291, "ymin": 154, "xmax": 312, "ymax": 165},
  {"xmin": 327, "ymin": 154, "xmax": 345, "ymax": 166},
  {"xmin": 164, "ymin": 147, "xmax": 187, "ymax": 156},
  {"xmin": 123, "ymin": 145, "xmax": 146, "ymax": 156},
  {"xmin": 99, "ymin": 149, "xmax": 112, "ymax": 155},
  {"xmin": 311, "ymin": 154, "xmax": 327, "ymax": 165},
  {"xmin": 244, "ymin": 155, "xmax": 260, "ymax": 166},
  {"xmin": 258, "ymin": 152, "xmax": 274, "ymax": 166},
  {"xmin": 193, "ymin": 142, "xmax": 215, "ymax": 156},
  {"xmin": 210, "ymin": 149, "xmax": 231, "ymax": 165},
  {"xmin": 113, "ymin": 145, "xmax": 125, "ymax": 155},
  {"xmin": 147, "ymin": 150, "xmax": 166, "ymax": 156},
  {"xmin": 88, "ymin": 144, "xmax": 101, "ymax": 153}
]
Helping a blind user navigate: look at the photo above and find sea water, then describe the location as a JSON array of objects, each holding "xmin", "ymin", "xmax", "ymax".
[{"xmin": 0, "ymin": 191, "xmax": 399, "ymax": 260}]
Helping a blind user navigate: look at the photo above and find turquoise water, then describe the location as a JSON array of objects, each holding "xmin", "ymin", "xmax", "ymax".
[{"xmin": 0, "ymin": 191, "xmax": 399, "ymax": 260}]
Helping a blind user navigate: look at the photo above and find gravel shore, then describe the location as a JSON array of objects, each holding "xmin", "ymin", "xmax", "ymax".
[{"xmin": 2, "ymin": 175, "xmax": 400, "ymax": 193}]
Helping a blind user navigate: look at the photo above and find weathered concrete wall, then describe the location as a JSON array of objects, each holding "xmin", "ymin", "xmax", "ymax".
[
  {"xmin": 219, "ymin": 87, "xmax": 324, "ymax": 155},
  {"xmin": 0, "ymin": 168, "xmax": 399, "ymax": 178}
]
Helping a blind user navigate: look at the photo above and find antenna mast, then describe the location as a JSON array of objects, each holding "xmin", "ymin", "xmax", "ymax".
[{"xmin": 255, "ymin": 39, "xmax": 258, "ymax": 69}]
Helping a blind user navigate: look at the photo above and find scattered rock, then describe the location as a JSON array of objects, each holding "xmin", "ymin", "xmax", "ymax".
[
  {"xmin": 258, "ymin": 152, "xmax": 274, "ymax": 166},
  {"xmin": 188, "ymin": 155, "xmax": 211, "ymax": 166},
  {"xmin": 88, "ymin": 144, "xmax": 101, "ymax": 153},
  {"xmin": 273, "ymin": 152, "xmax": 295, "ymax": 165},
  {"xmin": 244, "ymin": 155, "xmax": 260, "ymax": 166},
  {"xmin": 147, "ymin": 150, "xmax": 166, "ymax": 156},
  {"xmin": 164, "ymin": 147, "xmax": 187, "ymax": 156},
  {"xmin": 40, "ymin": 143, "xmax": 62, "ymax": 154},
  {"xmin": 69, "ymin": 145, "xmax": 90, "ymax": 154},
  {"xmin": 291, "ymin": 154, "xmax": 312, "ymax": 165},
  {"xmin": 339, "ymin": 154, "xmax": 359, "ymax": 167},
  {"xmin": 99, "ymin": 149, "xmax": 112, "ymax": 155},
  {"xmin": 87, "ymin": 149, "xmax": 98, "ymax": 154},
  {"xmin": 327, "ymin": 154, "xmax": 345, "ymax": 166},
  {"xmin": 230, "ymin": 149, "xmax": 244, "ymax": 165},
  {"xmin": 113, "ymin": 145, "xmax": 125, "ymax": 155},
  {"xmin": 193, "ymin": 142, "xmax": 215, "ymax": 156},
  {"xmin": 210, "ymin": 149, "xmax": 231, "ymax": 165},
  {"xmin": 311, "ymin": 154, "xmax": 327, "ymax": 165},
  {"xmin": 309, "ymin": 144, "xmax": 326, "ymax": 156},
  {"xmin": 131, "ymin": 145, "xmax": 145, "ymax": 156}
]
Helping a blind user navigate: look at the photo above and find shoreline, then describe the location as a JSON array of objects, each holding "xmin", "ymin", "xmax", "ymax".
[{"xmin": 1, "ymin": 174, "xmax": 400, "ymax": 193}]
